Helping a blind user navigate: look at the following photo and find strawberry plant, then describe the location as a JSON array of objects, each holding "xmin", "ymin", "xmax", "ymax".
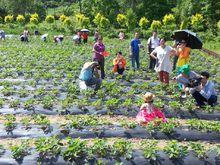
[
  {"xmin": 63, "ymin": 138, "xmax": 88, "ymax": 162},
  {"xmin": 164, "ymin": 140, "xmax": 188, "ymax": 159},
  {"xmin": 105, "ymin": 98, "xmax": 120, "ymax": 111},
  {"xmin": 21, "ymin": 117, "xmax": 32, "ymax": 130},
  {"xmin": 4, "ymin": 114, "xmax": 17, "ymax": 134},
  {"xmin": 10, "ymin": 140, "xmax": 30, "ymax": 160},
  {"xmin": 89, "ymin": 138, "xmax": 109, "ymax": 158},
  {"xmin": 42, "ymin": 95, "xmax": 54, "ymax": 109},
  {"xmin": 111, "ymin": 139, "xmax": 133, "ymax": 160},
  {"xmin": 35, "ymin": 136, "xmax": 62, "ymax": 161},
  {"xmin": 33, "ymin": 114, "xmax": 51, "ymax": 133},
  {"xmin": 0, "ymin": 145, "xmax": 5, "ymax": 156},
  {"xmin": 9, "ymin": 99, "xmax": 20, "ymax": 109},
  {"xmin": 119, "ymin": 120, "xmax": 137, "ymax": 129},
  {"xmin": 23, "ymin": 98, "xmax": 35, "ymax": 111},
  {"xmin": 91, "ymin": 99, "xmax": 102, "ymax": 110},
  {"xmin": 141, "ymin": 140, "xmax": 159, "ymax": 160},
  {"xmin": 189, "ymin": 142, "xmax": 207, "ymax": 160}
]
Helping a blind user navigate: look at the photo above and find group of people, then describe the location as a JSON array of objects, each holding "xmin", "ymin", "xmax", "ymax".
[{"xmin": 79, "ymin": 30, "xmax": 217, "ymax": 125}]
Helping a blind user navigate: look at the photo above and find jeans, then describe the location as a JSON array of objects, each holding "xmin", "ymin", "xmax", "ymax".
[
  {"xmin": 131, "ymin": 53, "xmax": 140, "ymax": 70},
  {"xmin": 94, "ymin": 58, "xmax": 105, "ymax": 79},
  {"xmin": 85, "ymin": 77, "xmax": 102, "ymax": 91},
  {"xmin": 173, "ymin": 56, "xmax": 178, "ymax": 70},
  {"xmin": 149, "ymin": 48, "xmax": 156, "ymax": 69},
  {"xmin": 192, "ymin": 91, "xmax": 217, "ymax": 107}
]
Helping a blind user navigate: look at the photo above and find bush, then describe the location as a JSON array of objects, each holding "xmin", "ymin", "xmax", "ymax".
[
  {"xmin": 217, "ymin": 20, "xmax": 220, "ymax": 30},
  {"xmin": 16, "ymin": 15, "xmax": 25, "ymax": 24},
  {"xmin": 0, "ymin": 16, "xmax": 3, "ymax": 23},
  {"xmin": 4, "ymin": 15, "xmax": 14, "ymax": 23},
  {"xmin": 150, "ymin": 20, "xmax": 161, "ymax": 30},
  {"xmin": 162, "ymin": 14, "xmax": 175, "ymax": 26},
  {"xmin": 75, "ymin": 13, "xmax": 90, "ymax": 28},
  {"xmin": 191, "ymin": 13, "xmax": 204, "ymax": 31},
  {"xmin": 93, "ymin": 13, "xmax": 110, "ymax": 29},
  {"xmin": 63, "ymin": 17, "xmax": 71, "ymax": 26},
  {"xmin": 45, "ymin": 15, "xmax": 55, "ymax": 23},
  {"xmin": 116, "ymin": 14, "xmax": 128, "ymax": 28},
  {"xmin": 59, "ymin": 14, "xmax": 67, "ymax": 22},
  {"xmin": 139, "ymin": 17, "xmax": 149, "ymax": 29},
  {"xmin": 30, "ymin": 17, "xmax": 38, "ymax": 24}
]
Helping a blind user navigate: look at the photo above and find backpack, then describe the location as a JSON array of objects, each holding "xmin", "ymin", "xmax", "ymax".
[{"xmin": 79, "ymin": 68, "xmax": 93, "ymax": 81}]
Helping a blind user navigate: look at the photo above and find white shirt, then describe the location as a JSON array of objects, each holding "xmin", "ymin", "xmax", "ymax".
[
  {"xmin": 152, "ymin": 45, "xmax": 172, "ymax": 73},
  {"xmin": 147, "ymin": 37, "xmax": 160, "ymax": 49}
]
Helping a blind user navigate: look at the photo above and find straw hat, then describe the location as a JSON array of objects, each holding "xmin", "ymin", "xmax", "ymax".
[
  {"xmin": 143, "ymin": 92, "xmax": 155, "ymax": 103},
  {"xmin": 82, "ymin": 62, "xmax": 98, "ymax": 70}
]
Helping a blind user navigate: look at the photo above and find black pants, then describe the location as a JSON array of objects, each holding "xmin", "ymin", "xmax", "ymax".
[
  {"xmin": 83, "ymin": 39, "xmax": 87, "ymax": 43},
  {"xmin": 149, "ymin": 48, "xmax": 156, "ymax": 69},
  {"xmin": 117, "ymin": 66, "xmax": 124, "ymax": 75},
  {"xmin": 94, "ymin": 58, "xmax": 105, "ymax": 79},
  {"xmin": 192, "ymin": 91, "xmax": 217, "ymax": 107}
]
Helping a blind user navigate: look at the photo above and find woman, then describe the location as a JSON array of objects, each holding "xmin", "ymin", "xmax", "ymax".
[
  {"xmin": 92, "ymin": 36, "xmax": 105, "ymax": 79},
  {"xmin": 150, "ymin": 38, "xmax": 173, "ymax": 84}
]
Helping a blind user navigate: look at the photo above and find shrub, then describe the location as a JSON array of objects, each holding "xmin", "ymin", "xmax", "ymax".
[
  {"xmin": 191, "ymin": 13, "xmax": 204, "ymax": 31},
  {"xmin": 162, "ymin": 14, "xmax": 175, "ymax": 25},
  {"xmin": 150, "ymin": 20, "xmax": 161, "ymax": 30},
  {"xmin": 4, "ymin": 15, "xmax": 14, "ymax": 23},
  {"xmin": 59, "ymin": 14, "xmax": 67, "ymax": 22},
  {"xmin": 116, "ymin": 13, "xmax": 128, "ymax": 28},
  {"xmin": 93, "ymin": 13, "xmax": 110, "ymax": 29},
  {"xmin": 75, "ymin": 13, "xmax": 90, "ymax": 28},
  {"xmin": 180, "ymin": 20, "xmax": 189, "ymax": 30},
  {"xmin": 30, "ymin": 13, "xmax": 39, "ymax": 24},
  {"xmin": 63, "ymin": 17, "xmax": 71, "ymax": 26},
  {"xmin": 217, "ymin": 20, "xmax": 220, "ymax": 30},
  {"xmin": 0, "ymin": 16, "xmax": 3, "ymax": 23},
  {"xmin": 16, "ymin": 15, "xmax": 25, "ymax": 24},
  {"xmin": 45, "ymin": 15, "xmax": 55, "ymax": 23},
  {"xmin": 139, "ymin": 17, "xmax": 149, "ymax": 29}
]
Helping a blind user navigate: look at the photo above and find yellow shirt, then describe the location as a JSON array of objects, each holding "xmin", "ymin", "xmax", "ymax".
[{"xmin": 177, "ymin": 47, "xmax": 190, "ymax": 67}]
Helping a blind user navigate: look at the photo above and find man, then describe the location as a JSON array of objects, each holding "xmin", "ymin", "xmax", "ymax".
[
  {"xmin": 188, "ymin": 71, "xmax": 217, "ymax": 107},
  {"xmin": 147, "ymin": 31, "xmax": 160, "ymax": 70},
  {"xmin": 130, "ymin": 32, "xmax": 143, "ymax": 71},
  {"xmin": 79, "ymin": 62, "xmax": 102, "ymax": 91}
]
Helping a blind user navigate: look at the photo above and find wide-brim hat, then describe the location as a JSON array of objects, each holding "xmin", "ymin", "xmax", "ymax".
[
  {"xmin": 82, "ymin": 62, "xmax": 98, "ymax": 70},
  {"xmin": 143, "ymin": 92, "xmax": 155, "ymax": 102},
  {"xmin": 180, "ymin": 40, "xmax": 187, "ymax": 44}
]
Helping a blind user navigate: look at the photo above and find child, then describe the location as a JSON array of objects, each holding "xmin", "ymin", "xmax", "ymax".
[
  {"xmin": 136, "ymin": 92, "xmax": 166, "ymax": 125},
  {"xmin": 113, "ymin": 52, "xmax": 126, "ymax": 75}
]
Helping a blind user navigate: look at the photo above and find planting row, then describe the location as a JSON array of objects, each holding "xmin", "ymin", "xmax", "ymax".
[
  {"xmin": 0, "ymin": 137, "xmax": 219, "ymax": 165},
  {"xmin": 0, "ymin": 115, "xmax": 219, "ymax": 141}
]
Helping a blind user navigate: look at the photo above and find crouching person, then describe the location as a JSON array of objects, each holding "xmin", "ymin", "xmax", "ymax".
[
  {"xmin": 79, "ymin": 62, "xmax": 102, "ymax": 91},
  {"xmin": 136, "ymin": 92, "xmax": 166, "ymax": 125},
  {"xmin": 186, "ymin": 71, "xmax": 217, "ymax": 107},
  {"xmin": 113, "ymin": 51, "xmax": 126, "ymax": 76}
]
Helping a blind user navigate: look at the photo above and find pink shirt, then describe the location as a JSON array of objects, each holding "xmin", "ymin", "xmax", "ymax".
[
  {"xmin": 136, "ymin": 104, "xmax": 166, "ymax": 124},
  {"xmin": 93, "ymin": 42, "xmax": 105, "ymax": 61}
]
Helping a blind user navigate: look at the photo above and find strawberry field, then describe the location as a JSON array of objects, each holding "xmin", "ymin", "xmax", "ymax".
[{"xmin": 0, "ymin": 36, "xmax": 219, "ymax": 165}]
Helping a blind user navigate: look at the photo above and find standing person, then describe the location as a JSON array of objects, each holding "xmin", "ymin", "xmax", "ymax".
[
  {"xmin": 0, "ymin": 30, "xmax": 6, "ymax": 40},
  {"xmin": 119, "ymin": 31, "xmax": 125, "ymax": 40},
  {"xmin": 175, "ymin": 40, "xmax": 191, "ymax": 72},
  {"xmin": 113, "ymin": 51, "xmax": 126, "ymax": 75},
  {"xmin": 94, "ymin": 30, "xmax": 99, "ymax": 42},
  {"xmin": 23, "ymin": 27, "xmax": 29, "ymax": 42},
  {"xmin": 136, "ymin": 92, "xmax": 166, "ymax": 125},
  {"xmin": 172, "ymin": 40, "xmax": 179, "ymax": 71},
  {"xmin": 81, "ymin": 31, "xmax": 88, "ymax": 43},
  {"xmin": 147, "ymin": 31, "xmax": 160, "ymax": 70},
  {"xmin": 150, "ymin": 38, "xmax": 173, "ymax": 84},
  {"xmin": 130, "ymin": 32, "xmax": 143, "ymax": 71},
  {"xmin": 92, "ymin": 36, "xmax": 105, "ymax": 79}
]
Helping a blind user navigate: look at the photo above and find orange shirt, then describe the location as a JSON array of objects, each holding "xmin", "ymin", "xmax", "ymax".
[
  {"xmin": 113, "ymin": 57, "xmax": 126, "ymax": 72},
  {"xmin": 177, "ymin": 47, "xmax": 190, "ymax": 67},
  {"xmin": 81, "ymin": 33, "xmax": 88, "ymax": 39}
]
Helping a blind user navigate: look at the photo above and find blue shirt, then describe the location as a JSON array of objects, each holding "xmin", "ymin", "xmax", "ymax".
[
  {"xmin": 200, "ymin": 81, "xmax": 217, "ymax": 100},
  {"xmin": 130, "ymin": 38, "xmax": 141, "ymax": 55}
]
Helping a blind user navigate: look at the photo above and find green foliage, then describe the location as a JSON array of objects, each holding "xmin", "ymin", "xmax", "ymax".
[
  {"xmin": 139, "ymin": 17, "xmax": 149, "ymax": 29},
  {"xmin": 191, "ymin": 13, "xmax": 204, "ymax": 31},
  {"xmin": 63, "ymin": 138, "xmax": 88, "ymax": 162},
  {"xmin": 4, "ymin": 15, "xmax": 13, "ymax": 23},
  {"xmin": 16, "ymin": 14, "xmax": 25, "ymax": 24},
  {"xmin": 117, "ymin": 14, "xmax": 128, "ymax": 28},
  {"xmin": 150, "ymin": 20, "xmax": 161, "ymax": 30},
  {"xmin": 93, "ymin": 13, "xmax": 110, "ymax": 29},
  {"xmin": 75, "ymin": 13, "xmax": 90, "ymax": 28},
  {"xmin": 142, "ymin": 140, "xmax": 159, "ymax": 160},
  {"xmin": 164, "ymin": 140, "xmax": 188, "ymax": 159},
  {"xmin": 10, "ymin": 140, "xmax": 29, "ymax": 160},
  {"xmin": 162, "ymin": 14, "xmax": 175, "ymax": 25},
  {"xmin": 45, "ymin": 15, "xmax": 55, "ymax": 23},
  {"xmin": 111, "ymin": 139, "xmax": 133, "ymax": 159},
  {"xmin": 190, "ymin": 142, "xmax": 207, "ymax": 159}
]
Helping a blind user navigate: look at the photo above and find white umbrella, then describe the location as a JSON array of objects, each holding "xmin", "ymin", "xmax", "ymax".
[
  {"xmin": 81, "ymin": 29, "xmax": 89, "ymax": 32},
  {"xmin": 73, "ymin": 35, "xmax": 79, "ymax": 40}
]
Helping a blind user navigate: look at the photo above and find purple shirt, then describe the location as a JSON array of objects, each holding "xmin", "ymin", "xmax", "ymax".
[{"xmin": 93, "ymin": 42, "xmax": 105, "ymax": 61}]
